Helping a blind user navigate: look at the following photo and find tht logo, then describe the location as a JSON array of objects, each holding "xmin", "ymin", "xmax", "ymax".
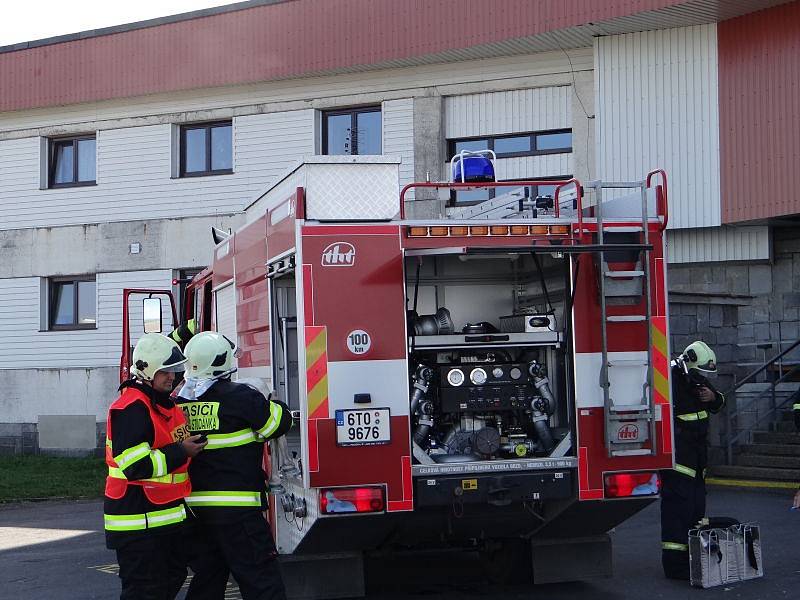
[
  {"xmin": 321, "ymin": 242, "xmax": 355, "ymax": 267},
  {"xmin": 618, "ymin": 423, "xmax": 639, "ymax": 440}
]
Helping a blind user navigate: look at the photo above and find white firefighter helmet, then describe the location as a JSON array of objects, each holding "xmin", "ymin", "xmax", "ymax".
[
  {"xmin": 131, "ymin": 333, "xmax": 187, "ymax": 381},
  {"xmin": 183, "ymin": 331, "xmax": 237, "ymax": 379},
  {"xmin": 682, "ymin": 341, "xmax": 717, "ymax": 373}
]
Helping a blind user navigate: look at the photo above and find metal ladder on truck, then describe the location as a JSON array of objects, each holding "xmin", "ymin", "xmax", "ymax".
[{"xmin": 591, "ymin": 178, "xmax": 660, "ymax": 458}]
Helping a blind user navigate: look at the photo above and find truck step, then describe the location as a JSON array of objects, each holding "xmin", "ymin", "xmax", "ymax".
[{"xmin": 606, "ymin": 315, "xmax": 647, "ymax": 322}]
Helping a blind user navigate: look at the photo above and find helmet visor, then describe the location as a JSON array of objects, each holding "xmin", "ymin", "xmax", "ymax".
[{"xmin": 161, "ymin": 346, "xmax": 187, "ymax": 373}]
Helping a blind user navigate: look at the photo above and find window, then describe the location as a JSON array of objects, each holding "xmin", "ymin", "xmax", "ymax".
[
  {"xmin": 48, "ymin": 277, "xmax": 96, "ymax": 330},
  {"xmin": 448, "ymin": 129, "xmax": 572, "ymax": 160},
  {"xmin": 323, "ymin": 107, "xmax": 382, "ymax": 155},
  {"xmin": 49, "ymin": 136, "xmax": 96, "ymax": 187},
  {"xmin": 180, "ymin": 121, "xmax": 233, "ymax": 177}
]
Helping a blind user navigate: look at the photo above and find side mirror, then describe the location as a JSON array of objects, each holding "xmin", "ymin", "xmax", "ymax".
[{"xmin": 143, "ymin": 298, "xmax": 163, "ymax": 333}]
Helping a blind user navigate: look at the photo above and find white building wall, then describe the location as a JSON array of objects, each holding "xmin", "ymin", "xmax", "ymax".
[
  {"xmin": 444, "ymin": 86, "xmax": 573, "ymax": 180},
  {"xmin": 382, "ymin": 98, "xmax": 415, "ymax": 194},
  {"xmin": 595, "ymin": 24, "xmax": 769, "ymax": 262},
  {"xmin": 0, "ymin": 269, "xmax": 172, "ymax": 370},
  {"xmin": 0, "ymin": 110, "xmax": 316, "ymax": 231},
  {"xmin": 445, "ymin": 86, "xmax": 571, "ymax": 138},
  {"xmin": 667, "ymin": 226, "xmax": 771, "ymax": 264},
  {"xmin": 596, "ymin": 25, "xmax": 720, "ymax": 230}
]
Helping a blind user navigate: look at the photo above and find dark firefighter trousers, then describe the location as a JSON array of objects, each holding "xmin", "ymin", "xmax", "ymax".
[
  {"xmin": 116, "ymin": 530, "xmax": 187, "ymax": 600},
  {"xmin": 186, "ymin": 510, "xmax": 286, "ymax": 600},
  {"xmin": 660, "ymin": 429, "xmax": 708, "ymax": 580}
]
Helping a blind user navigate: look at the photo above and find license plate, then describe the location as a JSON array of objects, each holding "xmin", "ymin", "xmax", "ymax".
[{"xmin": 335, "ymin": 408, "xmax": 391, "ymax": 446}]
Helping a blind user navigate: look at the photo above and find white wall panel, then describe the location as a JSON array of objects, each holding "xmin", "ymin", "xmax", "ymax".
[
  {"xmin": 0, "ymin": 270, "xmax": 171, "ymax": 369},
  {"xmin": 445, "ymin": 86, "xmax": 571, "ymax": 138},
  {"xmin": 382, "ymin": 98, "xmax": 415, "ymax": 197},
  {"xmin": 0, "ymin": 110, "xmax": 315, "ymax": 230},
  {"xmin": 595, "ymin": 25, "xmax": 720, "ymax": 230},
  {"xmin": 667, "ymin": 226, "xmax": 770, "ymax": 263}
]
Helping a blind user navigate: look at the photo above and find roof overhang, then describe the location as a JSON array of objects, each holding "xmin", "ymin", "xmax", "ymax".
[{"xmin": 0, "ymin": 0, "xmax": 791, "ymax": 113}]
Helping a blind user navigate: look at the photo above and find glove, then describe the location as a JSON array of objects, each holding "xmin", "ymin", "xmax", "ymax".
[{"xmin": 694, "ymin": 386, "xmax": 715, "ymax": 403}]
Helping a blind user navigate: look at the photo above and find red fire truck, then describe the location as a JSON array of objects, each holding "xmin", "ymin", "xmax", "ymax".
[{"xmin": 121, "ymin": 155, "xmax": 671, "ymax": 595}]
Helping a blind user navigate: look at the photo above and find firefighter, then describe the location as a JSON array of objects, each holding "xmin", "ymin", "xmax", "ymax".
[
  {"xmin": 104, "ymin": 333, "xmax": 207, "ymax": 599},
  {"xmin": 178, "ymin": 332, "xmax": 292, "ymax": 600},
  {"xmin": 661, "ymin": 340, "xmax": 725, "ymax": 580},
  {"xmin": 169, "ymin": 318, "xmax": 197, "ymax": 349}
]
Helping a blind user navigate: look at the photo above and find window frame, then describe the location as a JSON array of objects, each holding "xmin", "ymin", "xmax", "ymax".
[
  {"xmin": 48, "ymin": 135, "xmax": 97, "ymax": 189},
  {"xmin": 447, "ymin": 128, "xmax": 573, "ymax": 160},
  {"xmin": 322, "ymin": 106, "xmax": 382, "ymax": 156},
  {"xmin": 179, "ymin": 121, "xmax": 234, "ymax": 178},
  {"xmin": 48, "ymin": 275, "xmax": 97, "ymax": 331}
]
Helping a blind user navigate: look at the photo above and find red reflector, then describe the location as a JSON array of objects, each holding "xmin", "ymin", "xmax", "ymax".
[
  {"xmin": 604, "ymin": 472, "xmax": 660, "ymax": 498},
  {"xmin": 319, "ymin": 486, "xmax": 385, "ymax": 514},
  {"xmin": 171, "ymin": 279, "xmax": 179, "ymax": 285}
]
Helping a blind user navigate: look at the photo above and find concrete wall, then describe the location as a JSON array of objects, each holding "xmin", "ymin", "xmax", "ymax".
[{"xmin": 668, "ymin": 226, "xmax": 800, "ymax": 460}]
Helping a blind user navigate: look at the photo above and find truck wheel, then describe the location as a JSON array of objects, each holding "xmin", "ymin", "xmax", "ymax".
[{"xmin": 479, "ymin": 538, "xmax": 532, "ymax": 584}]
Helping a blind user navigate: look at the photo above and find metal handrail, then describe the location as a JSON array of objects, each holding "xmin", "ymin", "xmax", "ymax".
[
  {"xmin": 726, "ymin": 338, "xmax": 800, "ymax": 393},
  {"xmin": 722, "ymin": 338, "xmax": 800, "ymax": 464}
]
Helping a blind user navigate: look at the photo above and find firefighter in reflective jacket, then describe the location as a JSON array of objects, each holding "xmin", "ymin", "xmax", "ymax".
[
  {"xmin": 105, "ymin": 333, "xmax": 207, "ymax": 599},
  {"xmin": 178, "ymin": 332, "xmax": 292, "ymax": 600},
  {"xmin": 661, "ymin": 341, "xmax": 725, "ymax": 579}
]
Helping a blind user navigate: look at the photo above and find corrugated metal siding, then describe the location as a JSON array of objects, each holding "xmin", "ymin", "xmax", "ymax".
[
  {"xmin": 1, "ymin": 0, "xmax": 790, "ymax": 114},
  {"xmin": 667, "ymin": 226, "xmax": 770, "ymax": 263},
  {"xmin": 595, "ymin": 24, "xmax": 721, "ymax": 230},
  {"xmin": 718, "ymin": 1, "xmax": 800, "ymax": 222},
  {"xmin": 0, "ymin": 270, "xmax": 171, "ymax": 370},
  {"xmin": 382, "ymin": 98, "xmax": 415, "ymax": 197},
  {"xmin": 0, "ymin": 49, "xmax": 593, "ymax": 135},
  {"xmin": 445, "ymin": 87, "xmax": 571, "ymax": 138},
  {"xmin": 0, "ymin": 110, "xmax": 315, "ymax": 230},
  {"xmin": 0, "ymin": 0, "xmax": 695, "ymax": 113},
  {"xmin": 443, "ymin": 87, "xmax": 573, "ymax": 181}
]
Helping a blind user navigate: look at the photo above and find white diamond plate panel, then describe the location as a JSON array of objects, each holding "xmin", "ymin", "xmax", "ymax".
[
  {"xmin": 245, "ymin": 162, "xmax": 305, "ymax": 224},
  {"xmin": 306, "ymin": 162, "xmax": 400, "ymax": 221},
  {"xmin": 275, "ymin": 480, "xmax": 320, "ymax": 554}
]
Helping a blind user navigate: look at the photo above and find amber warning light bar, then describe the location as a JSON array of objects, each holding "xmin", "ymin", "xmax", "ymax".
[{"xmin": 407, "ymin": 225, "xmax": 571, "ymax": 237}]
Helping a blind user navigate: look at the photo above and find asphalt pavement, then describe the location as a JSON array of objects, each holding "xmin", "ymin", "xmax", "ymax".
[{"xmin": 1, "ymin": 486, "xmax": 798, "ymax": 599}]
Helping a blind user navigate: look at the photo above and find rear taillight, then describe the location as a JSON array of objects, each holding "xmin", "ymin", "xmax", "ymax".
[
  {"xmin": 604, "ymin": 472, "xmax": 660, "ymax": 498},
  {"xmin": 319, "ymin": 486, "xmax": 385, "ymax": 514}
]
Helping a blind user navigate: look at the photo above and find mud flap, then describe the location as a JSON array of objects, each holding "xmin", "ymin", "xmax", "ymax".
[{"xmin": 280, "ymin": 552, "xmax": 364, "ymax": 600}]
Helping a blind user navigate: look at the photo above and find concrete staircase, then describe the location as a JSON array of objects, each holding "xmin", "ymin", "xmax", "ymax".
[{"xmin": 712, "ymin": 382, "xmax": 800, "ymax": 483}]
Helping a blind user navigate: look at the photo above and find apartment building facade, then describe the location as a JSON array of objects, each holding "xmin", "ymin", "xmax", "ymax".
[{"xmin": 0, "ymin": 0, "xmax": 797, "ymax": 451}]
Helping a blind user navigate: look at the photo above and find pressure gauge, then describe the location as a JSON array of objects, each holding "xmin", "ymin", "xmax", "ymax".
[
  {"xmin": 492, "ymin": 367, "xmax": 504, "ymax": 379},
  {"xmin": 509, "ymin": 367, "xmax": 522, "ymax": 380},
  {"xmin": 470, "ymin": 367, "xmax": 488, "ymax": 385},
  {"xmin": 447, "ymin": 368, "xmax": 465, "ymax": 387}
]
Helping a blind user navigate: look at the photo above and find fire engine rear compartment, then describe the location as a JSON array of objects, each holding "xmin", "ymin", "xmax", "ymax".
[{"xmin": 404, "ymin": 249, "xmax": 578, "ymax": 504}]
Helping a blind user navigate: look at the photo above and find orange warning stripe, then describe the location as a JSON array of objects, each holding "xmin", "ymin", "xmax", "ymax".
[
  {"xmin": 306, "ymin": 326, "xmax": 329, "ymax": 420},
  {"xmin": 651, "ymin": 317, "xmax": 669, "ymax": 404}
]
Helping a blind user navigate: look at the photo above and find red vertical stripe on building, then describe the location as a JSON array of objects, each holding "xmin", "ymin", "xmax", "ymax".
[{"xmin": 719, "ymin": 2, "xmax": 800, "ymax": 222}]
